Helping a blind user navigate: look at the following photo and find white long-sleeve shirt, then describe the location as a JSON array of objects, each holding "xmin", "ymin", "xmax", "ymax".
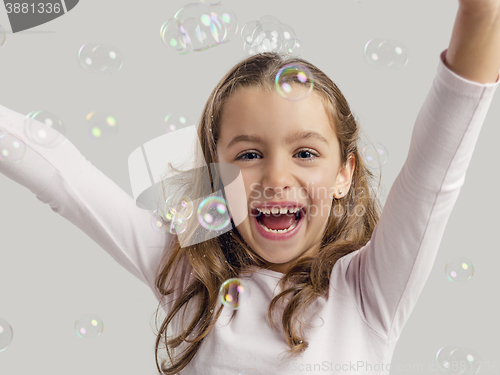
[{"xmin": 1, "ymin": 49, "xmax": 498, "ymax": 375}]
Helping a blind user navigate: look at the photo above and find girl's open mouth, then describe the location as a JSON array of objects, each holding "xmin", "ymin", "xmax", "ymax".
[{"xmin": 252, "ymin": 208, "xmax": 305, "ymax": 241}]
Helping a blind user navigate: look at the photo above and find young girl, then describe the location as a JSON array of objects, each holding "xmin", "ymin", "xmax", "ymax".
[{"xmin": 1, "ymin": 1, "xmax": 500, "ymax": 373}]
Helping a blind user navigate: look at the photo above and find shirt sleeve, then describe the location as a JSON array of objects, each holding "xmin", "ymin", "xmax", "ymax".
[
  {"xmin": 343, "ymin": 48, "xmax": 500, "ymax": 342},
  {"xmin": 0, "ymin": 104, "xmax": 174, "ymax": 301}
]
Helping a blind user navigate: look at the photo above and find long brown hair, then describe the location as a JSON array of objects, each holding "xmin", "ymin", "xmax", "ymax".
[{"xmin": 152, "ymin": 52, "xmax": 383, "ymax": 374}]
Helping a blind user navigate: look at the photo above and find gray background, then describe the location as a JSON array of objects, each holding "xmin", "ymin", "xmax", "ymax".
[{"xmin": 1, "ymin": 0, "xmax": 499, "ymax": 373}]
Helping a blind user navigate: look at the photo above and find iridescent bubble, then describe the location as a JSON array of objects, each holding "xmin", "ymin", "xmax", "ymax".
[
  {"xmin": 0, "ymin": 318, "xmax": 14, "ymax": 352},
  {"xmin": 24, "ymin": 110, "xmax": 67, "ymax": 148},
  {"xmin": 241, "ymin": 20, "xmax": 262, "ymax": 46},
  {"xmin": 86, "ymin": 111, "xmax": 119, "ymax": 140},
  {"xmin": 285, "ymin": 38, "xmax": 303, "ymax": 57},
  {"xmin": 436, "ymin": 346, "xmax": 481, "ymax": 375},
  {"xmin": 164, "ymin": 195, "xmax": 178, "ymax": 221},
  {"xmin": 164, "ymin": 113, "xmax": 191, "ymax": 133},
  {"xmin": 239, "ymin": 369, "xmax": 261, "ymax": 375},
  {"xmin": 160, "ymin": 18, "xmax": 191, "ymax": 55},
  {"xmin": 204, "ymin": 11, "xmax": 227, "ymax": 45},
  {"xmin": 275, "ymin": 64, "xmax": 314, "ymax": 101},
  {"xmin": 174, "ymin": 3, "xmax": 216, "ymax": 51},
  {"xmin": 165, "ymin": 194, "xmax": 194, "ymax": 220},
  {"xmin": 170, "ymin": 214, "xmax": 188, "ymax": 235},
  {"xmin": 445, "ymin": 257, "xmax": 474, "ymax": 282},
  {"xmin": 74, "ymin": 313, "xmax": 104, "ymax": 339},
  {"xmin": 361, "ymin": 142, "xmax": 388, "ymax": 169},
  {"xmin": 101, "ymin": 45, "xmax": 123, "ymax": 74},
  {"xmin": 197, "ymin": 196, "xmax": 231, "ymax": 231},
  {"xmin": 150, "ymin": 208, "xmax": 169, "ymax": 233},
  {"xmin": 0, "ymin": 133, "xmax": 26, "ymax": 162},
  {"xmin": 0, "ymin": 24, "xmax": 6, "ymax": 48},
  {"xmin": 461, "ymin": 348, "xmax": 482, "ymax": 375},
  {"xmin": 219, "ymin": 278, "xmax": 249, "ymax": 309},
  {"xmin": 251, "ymin": 22, "xmax": 284, "ymax": 53},
  {"xmin": 208, "ymin": 3, "xmax": 238, "ymax": 44},
  {"xmin": 78, "ymin": 43, "xmax": 123, "ymax": 74},
  {"xmin": 364, "ymin": 38, "xmax": 410, "ymax": 70}
]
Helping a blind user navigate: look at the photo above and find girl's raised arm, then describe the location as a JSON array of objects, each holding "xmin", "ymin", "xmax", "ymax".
[
  {"xmin": 339, "ymin": 2, "xmax": 500, "ymax": 341},
  {"xmin": 0, "ymin": 104, "xmax": 173, "ymax": 301}
]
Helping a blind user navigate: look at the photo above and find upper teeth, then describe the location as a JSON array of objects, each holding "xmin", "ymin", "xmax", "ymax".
[{"xmin": 255, "ymin": 207, "xmax": 301, "ymax": 215}]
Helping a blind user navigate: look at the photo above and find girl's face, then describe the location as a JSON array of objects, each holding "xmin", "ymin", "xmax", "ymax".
[{"xmin": 216, "ymin": 86, "xmax": 355, "ymax": 273}]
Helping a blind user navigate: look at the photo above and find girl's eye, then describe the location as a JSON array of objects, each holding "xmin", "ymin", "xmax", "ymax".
[{"xmin": 236, "ymin": 149, "xmax": 318, "ymax": 161}]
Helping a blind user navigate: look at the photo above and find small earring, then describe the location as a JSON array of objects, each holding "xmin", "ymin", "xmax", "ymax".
[{"xmin": 338, "ymin": 189, "xmax": 343, "ymax": 196}]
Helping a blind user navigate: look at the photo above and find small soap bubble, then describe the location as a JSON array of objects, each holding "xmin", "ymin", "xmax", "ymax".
[
  {"xmin": 86, "ymin": 111, "xmax": 119, "ymax": 140},
  {"xmin": 445, "ymin": 257, "xmax": 474, "ymax": 282},
  {"xmin": 364, "ymin": 38, "xmax": 410, "ymax": 70},
  {"xmin": 208, "ymin": 3, "xmax": 239, "ymax": 44},
  {"xmin": 361, "ymin": 142, "xmax": 388, "ymax": 169},
  {"xmin": 197, "ymin": 196, "xmax": 231, "ymax": 231},
  {"xmin": 219, "ymin": 278, "xmax": 249, "ymax": 309},
  {"xmin": 0, "ymin": 24, "xmax": 7, "ymax": 48},
  {"xmin": 164, "ymin": 113, "xmax": 191, "ymax": 133},
  {"xmin": 0, "ymin": 134, "xmax": 26, "ymax": 162},
  {"xmin": 78, "ymin": 43, "xmax": 123, "ymax": 74},
  {"xmin": 164, "ymin": 194, "xmax": 194, "ymax": 221},
  {"xmin": 285, "ymin": 38, "xmax": 303, "ymax": 57},
  {"xmin": 238, "ymin": 369, "xmax": 261, "ymax": 375},
  {"xmin": 164, "ymin": 195, "xmax": 179, "ymax": 221},
  {"xmin": 170, "ymin": 214, "xmax": 188, "ymax": 235},
  {"xmin": 251, "ymin": 22, "xmax": 284, "ymax": 53},
  {"xmin": 74, "ymin": 313, "xmax": 104, "ymax": 339},
  {"xmin": 174, "ymin": 3, "xmax": 215, "ymax": 51},
  {"xmin": 150, "ymin": 208, "xmax": 169, "ymax": 233},
  {"xmin": 436, "ymin": 346, "xmax": 481, "ymax": 375},
  {"xmin": 0, "ymin": 318, "xmax": 14, "ymax": 352},
  {"xmin": 160, "ymin": 18, "xmax": 191, "ymax": 54},
  {"xmin": 241, "ymin": 20, "xmax": 262, "ymax": 46},
  {"xmin": 206, "ymin": 11, "xmax": 227, "ymax": 45},
  {"xmin": 24, "ymin": 110, "xmax": 67, "ymax": 148},
  {"xmin": 275, "ymin": 63, "xmax": 314, "ymax": 101}
]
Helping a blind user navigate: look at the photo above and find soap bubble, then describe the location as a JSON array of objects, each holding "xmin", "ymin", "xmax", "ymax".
[
  {"xmin": 0, "ymin": 318, "xmax": 14, "ymax": 352},
  {"xmin": 211, "ymin": 4, "xmax": 238, "ymax": 43},
  {"xmin": 361, "ymin": 142, "xmax": 388, "ymax": 169},
  {"xmin": 364, "ymin": 38, "xmax": 410, "ymax": 70},
  {"xmin": 241, "ymin": 20, "xmax": 262, "ymax": 46},
  {"xmin": 164, "ymin": 113, "xmax": 191, "ymax": 133},
  {"xmin": 285, "ymin": 38, "xmax": 303, "ymax": 57},
  {"xmin": 86, "ymin": 111, "xmax": 119, "ymax": 140},
  {"xmin": 436, "ymin": 346, "xmax": 482, "ymax": 375},
  {"xmin": 151, "ymin": 208, "xmax": 169, "ymax": 233},
  {"xmin": 445, "ymin": 257, "xmax": 474, "ymax": 282},
  {"xmin": 75, "ymin": 313, "xmax": 104, "ymax": 339},
  {"xmin": 275, "ymin": 63, "xmax": 314, "ymax": 101},
  {"xmin": 24, "ymin": 110, "xmax": 67, "ymax": 148},
  {"xmin": 219, "ymin": 278, "xmax": 249, "ymax": 309},
  {"xmin": 0, "ymin": 133, "xmax": 26, "ymax": 162},
  {"xmin": 174, "ymin": 3, "xmax": 217, "ymax": 51},
  {"xmin": 78, "ymin": 43, "xmax": 123, "ymax": 74},
  {"xmin": 197, "ymin": 196, "xmax": 231, "ymax": 231},
  {"xmin": 170, "ymin": 214, "xmax": 188, "ymax": 235}
]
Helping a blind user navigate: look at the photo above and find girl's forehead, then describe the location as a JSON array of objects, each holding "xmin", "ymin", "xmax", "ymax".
[{"xmin": 222, "ymin": 88, "xmax": 327, "ymax": 123}]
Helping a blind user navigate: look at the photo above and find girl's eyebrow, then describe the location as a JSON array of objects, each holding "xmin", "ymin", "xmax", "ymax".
[{"xmin": 226, "ymin": 130, "xmax": 329, "ymax": 150}]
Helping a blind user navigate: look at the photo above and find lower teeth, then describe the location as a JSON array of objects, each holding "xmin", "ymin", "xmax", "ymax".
[{"xmin": 258, "ymin": 217, "xmax": 299, "ymax": 234}]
